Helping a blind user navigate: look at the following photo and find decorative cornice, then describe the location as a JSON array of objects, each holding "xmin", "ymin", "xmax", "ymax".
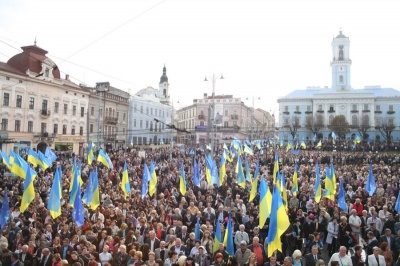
[
  {"xmin": 41, "ymin": 94, "xmax": 49, "ymax": 98},
  {"xmin": 28, "ymin": 91, "xmax": 37, "ymax": 96}
]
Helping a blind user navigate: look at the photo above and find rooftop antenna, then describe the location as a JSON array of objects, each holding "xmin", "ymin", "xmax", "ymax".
[{"xmin": 34, "ymin": 36, "xmax": 37, "ymax": 46}]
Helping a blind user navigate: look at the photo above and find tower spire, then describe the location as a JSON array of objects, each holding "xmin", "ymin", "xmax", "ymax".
[{"xmin": 34, "ymin": 36, "xmax": 37, "ymax": 46}]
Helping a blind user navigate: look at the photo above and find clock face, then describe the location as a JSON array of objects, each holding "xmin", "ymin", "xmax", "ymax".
[{"xmin": 340, "ymin": 104, "xmax": 346, "ymax": 110}]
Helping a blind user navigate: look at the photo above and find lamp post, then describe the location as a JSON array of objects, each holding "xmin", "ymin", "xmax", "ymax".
[
  {"xmin": 94, "ymin": 82, "xmax": 109, "ymax": 150},
  {"xmin": 204, "ymin": 74, "xmax": 224, "ymax": 155}
]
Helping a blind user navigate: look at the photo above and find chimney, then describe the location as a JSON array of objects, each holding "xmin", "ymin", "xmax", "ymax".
[{"xmin": 65, "ymin": 74, "xmax": 69, "ymax": 81}]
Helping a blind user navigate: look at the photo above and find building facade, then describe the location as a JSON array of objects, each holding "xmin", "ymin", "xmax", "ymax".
[
  {"xmin": 277, "ymin": 31, "xmax": 400, "ymax": 144},
  {"xmin": 0, "ymin": 43, "xmax": 90, "ymax": 156},
  {"xmin": 128, "ymin": 66, "xmax": 174, "ymax": 145}
]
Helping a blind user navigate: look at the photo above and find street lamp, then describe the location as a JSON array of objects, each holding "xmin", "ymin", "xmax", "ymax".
[
  {"xmin": 93, "ymin": 82, "xmax": 109, "ymax": 150},
  {"xmin": 204, "ymin": 74, "xmax": 224, "ymax": 155}
]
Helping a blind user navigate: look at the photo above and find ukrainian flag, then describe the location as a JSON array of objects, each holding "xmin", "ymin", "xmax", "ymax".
[
  {"xmin": 1, "ymin": 151, "xmax": 12, "ymax": 170},
  {"xmin": 286, "ymin": 142, "xmax": 292, "ymax": 152},
  {"xmin": 48, "ymin": 165, "xmax": 62, "ymax": 219},
  {"xmin": 87, "ymin": 143, "xmax": 94, "ymax": 165},
  {"xmin": 354, "ymin": 134, "xmax": 361, "ymax": 144},
  {"xmin": 331, "ymin": 162, "xmax": 336, "ymax": 189},
  {"xmin": 267, "ymin": 186, "xmax": 290, "ymax": 257},
  {"xmin": 121, "ymin": 160, "xmax": 131, "ymax": 199},
  {"xmin": 27, "ymin": 149, "xmax": 41, "ymax": 167},
  {"xmin": 179, "ymin": 163, "xmax": 187, "ymax": 195},
  {"xmin": 38, "ymin": 150, "xmax": 51, "ymax": 170},
  {"xmin": 20, "ymin": 166, "xmax": 37, "ymax": 213},
  {"xmin": 223, "ymin": 143, "xmax": 228, "ymax": 150},
  {"xmin": 236, "ymin": 155, "xmax": 246, "ymax": 188},
  {"xmin": 213, "ymin": 216, "xmax": 222, "ymax": 253},
  {"xmin": 205, "ymin": 154, "xmax": 212, "ymax": 184},
  {"xmin": 10, "ymin": 151, "xmax": 28, "ymax": 179},
  {"xmin": 223, "ymin": 215, "xmax": 235, "ymax": 256},
  {"xmin": 90, "ymin": 168, "xmax": 100, "ymax": 210},
  {"xmin": 249, "ymin": 159, "xmax": 260, "ymax": 202},
  {"xmin": 300, "ymin": 141, "xmax": 306, "ymax": 149},
  {"xmin": 97, "ymin": 149, "xmax": 113, "ymax": 169},
  {"xmin": 279, "ymin": 171, "xmax": 288, "ymax": 210},
  {"xmin": 316, "ymin": 140, "xmax": 322, "ymax": 148},
  {"xmin": 272, "ymin": 152, "xmax": 279, "ymax": 184},
  {"xmin": 69, "ymin": 156, "xmax": 80, "ymax": 207},
  {"xmin": 243, "ymin": 144, "xmax": 253, "ymax": 155},
  {"xmin": 244, "ymin": 155, "xmax": 252, "ymax": 182},
  {"xmin": 149, "ymin": 161, "xmax": 157, "ymax": 197},
  {"xmin": 314, "ymin": 162, "xmax": 322, "ymax": 203},
  {"xmin": 219, "ymin": 150, "xmax": 226, "ymax": 185},
  {"xmin": 324, "ymin": 163, "xmax": 335, "ymax": 201},
  {"xmin": 291, "ymin": 164, "xmax": 298, "ymax": 196},
  {"xmin": 259, "ymin": 178, "xmax": 272, "ymax": 228},
  {"xmin": 141, "ymin": 163, "xmax": 151, "ymax": 198}
]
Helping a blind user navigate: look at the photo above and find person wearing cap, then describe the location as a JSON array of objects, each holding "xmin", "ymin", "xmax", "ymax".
[
  {"xmin": 194, "ymin": 246, "xmax": 210, "ymax": 266},
  {"xmin": 235, "ymin": 225, "xmax": 249, "ymax": 249},
  {"xmin": 234, "ymin": 241, "xmax": 251, "ymax": 266}
]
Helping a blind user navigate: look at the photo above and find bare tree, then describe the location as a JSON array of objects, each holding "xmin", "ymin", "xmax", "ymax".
[
  {"xmin": 376, "ymin": 118, "xmax": 395, "ymax": 145},
  {"xmin": 358, "ymin": 115, "xmax": 371, "ymax": 140},
  {"xmin": 305, "ymin": 114, "xmax": 324, "ymax": 135},
  {"xmin": 328, "ymin": 115, "xmax": 350, "ymax": 139},
  {"xmin": 284, "ymin": 116, "xmax": 301, "ymax": 140}
]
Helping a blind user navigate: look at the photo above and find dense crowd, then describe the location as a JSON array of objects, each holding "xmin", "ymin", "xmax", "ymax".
[{"xmin": 0, "ymin": 145, "xmax": 400, "ymax": 266}]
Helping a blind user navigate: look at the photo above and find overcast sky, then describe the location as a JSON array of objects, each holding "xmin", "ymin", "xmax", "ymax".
[{"xmin": 1, "ymin": 0, "xmax": 400, "ymax": 114}]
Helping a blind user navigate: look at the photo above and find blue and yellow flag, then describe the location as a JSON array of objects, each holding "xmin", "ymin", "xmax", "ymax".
[
  {"xmin": 121, "ymin": 160, "xmax": 131, "ymax": 199},
  {"xmin": 205, "ymin": 154, "xmax": 212, "ymax": 185},
  {"xmin": 338, "ymin": 179, "xmax": 347, "ymax": 211},
  {"xmin": 90, "ymin": 168, "xmax": 100, "ymax": 210},
  {"xmin": 193, "ymin": 159, "xmax": 200, "ymax": 187},
  {"xmin": 195, "ymin": 217, "xmax": 201, "ymax": 240},
  {"xmin": 259, "ymin": 178, "xmax": 272, "ymax": 228},
  {"xmin": 314, "ymin": 162, "xmax": 322, "ymax": 203},
  {"xmin": 213, "ymin": 216, "xmax": 222, "ymax": 253},
  {"xmin": 366, "ymin": 163, "xmax": 376, "ymax": 196},
  {"xmin": 244, "ymin": 155, "xmax": 252, "ymax": 182},
  {"xmin": 267, "ymin": 186, "xmax": 290, "ymax": 256},
  {"xmin": 179, "ymin": 163, "xmax": 187, "ymax": 195},
  {"xmin": 211, "ymin": 159, "xmax": 220, "ymax": 187},
  {"xmin": 10, "ymin": 151, "xmax": 28, "ymax": 179},
  {"xmin": 0, "ymin": 151, "xmax": 12, "ymax": 170},
  {"xmin": 69, "ymin": 156, "xmax": 80, "ymax": 206},
  {"xmin": 291, "ymin": 164, "xmax": 298, "ymax": 196},
  {"xmin": 38, "ymin": 150, "xmax": 51, "ymax": 170},
  {"xmin": 149, "ymin": 161, "xmax": 157, "ymax": 197},
  {"xmin": 223, "ymin": 215, "xmax": 235, "ymax": 256},
  {"xmin": 300, "ymin": 141, "xmax": 306, "ymax": 149},
  {"xmin": 219, "ymin": 150, "xmax": 226, "ymax": 185},
  {"xmin": 286, "ymin": 142, "xmax": 292, "ymax": 152},
  {"xmin": 316, "ymin": 140, "xmax": 322, "ymax": 148},
  {"xmin": 354, "ymin": 134, "xmax": 361, "ymax": 144},
  {"xmin": 87, "ymin": 143, "xmax": 94, "ymax": 165},
  {"xmin": 141, "ymin": 163, "xmax": 151, "ymax": 199},
  {"xmin": 83, "ymin": 170, "xmax": 94, "ymax": 207},
  {"xmin": 20, "ymin": 166, "xmax": 37, "ymax": 213},
  {"xmin": 72, "ymin": 182, "xmax": 84, "ymax": 227},
  {"xmin": 279, "ymin": 171, "xmax": 288, "ymax": 210},
  {"xmin": 48, "ymin": 166, "xmax": 62, "ymax": 219},
  {"xmin": 324, "ymin": 163, "xmax": 335, "ymax": 201},
  {"xmin": 243, "ymin": 143, "xmax": 253, "ymax": 155},
  {"xmin": 97, "ymin": 149, "xmax": 113, "ymax": 169},
  {"xmin": 0, "ymin": 192, "xmax": 10, "ymax": 229},
  {"xmin": 27, "ymin": 149, "xmax": 41, "ymax": 167},
  {"xmin": 236, "ymin": 155, "xmax": 246, "ymax": 188}
]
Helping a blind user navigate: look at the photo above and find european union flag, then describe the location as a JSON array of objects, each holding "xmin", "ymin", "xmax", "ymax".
[
  {"xmin": 195, "ymin": 217, "xmax": 201, "ymax": 240},
  {"xmin": 141, "ymin": 163, "xmax": 151, "ymax": 198},
  {"xmin": 338, "ymin": 179, "xmax": 347, "ymax": 212},
  {"xmin": 72, "ymin": 183, "xmax": 84, "ymax": 227},
  {"xmin": 366, "ymin": 163, "xmax": 376, "ymax": 196},
  {"xmin": 0, "ymin": 192, "xmax": 10, "ymax": 229},
  {"xmin": 193, "ymin": 159, "xmax": 200, "ymax": 187},
  {"xmin": 45, "ymin": 146, "xmax": 57, "ymax": 164}
]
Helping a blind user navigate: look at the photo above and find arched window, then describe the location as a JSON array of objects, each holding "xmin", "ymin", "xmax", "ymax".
[{"xmin": 352, "ymin": 115, "xmax": 358, "ymax": 126}]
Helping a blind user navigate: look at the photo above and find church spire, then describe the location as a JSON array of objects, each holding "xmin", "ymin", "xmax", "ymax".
[{"xmin": 160, "ymin": 64, "xmax": 168, "ymax": 84}]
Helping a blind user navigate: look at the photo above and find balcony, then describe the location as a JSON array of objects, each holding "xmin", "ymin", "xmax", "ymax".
[
  {"xmin": 231, "ymin": 114, "xmax": 238, "ymax": 120},
  {"xmin": 362, "ymin": 110, "xmax": 370, "ymax": 113},
  {"xmin": 351, "ymin": 110, "xmax": 358, "ymax": 113},
  {"xmin": 283, "ymin": 111, "xmax": 290, "ymax": 115},
  {"xmin": 374, "ymin": 110, "xmax": 382, "ymax": 114},
  {"xmin": 40, "ymin": 109, "xmax": 51, "ymax": 117},
  {"xmin": 305, "ymin": 111, "xmax": 312, "ymax": 114},
  {"xmin": 316, "ymin": 110, "xmax": 324, "ymax": 113},
  {"xmin": 327, "ymin": 109, "xmax": 335, "ymax": 113},
  {"xmin": 387, "ymin": 111, "xmax": 395, "ymax": 114},
  {"xmin": 33, "ymin": 133, "xmax": 56, "ymax": 143},
  {"xmin": 294, "ymin": 111, "xmax": 301, "ymax": 114},
  {"xmin": 105, "ymin": 116, "xmax": 118, "ymax": 125},
  {"xmin": 198, "ymin": 114, "xmax": 205, "ymax": 120},
  {"xmin": 105, "ymin": 134, "xmax": 117, "ymax": 141}
]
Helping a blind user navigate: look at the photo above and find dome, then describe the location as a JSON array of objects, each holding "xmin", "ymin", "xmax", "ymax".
[
  {"xmin": 7, "ymin": 44, "xmax": 61, "ymax": 79},
  {"xmin": 159, "ymin": 65, "xmax": 168, "ymax": 83},
  {"xmin": 336, "ymin": 30, "xmax": 346, "ymax": 38}
]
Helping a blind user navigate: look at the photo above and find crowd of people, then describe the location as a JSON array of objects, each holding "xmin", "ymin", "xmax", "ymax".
[{"xmin": 0, "ymin": 145, "xmax": 400, "ymax": 266}]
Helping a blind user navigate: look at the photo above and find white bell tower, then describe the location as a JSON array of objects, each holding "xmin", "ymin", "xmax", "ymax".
[{"xmin": 331, "ymin": 30, "xmax": 352, "ymax": 90}]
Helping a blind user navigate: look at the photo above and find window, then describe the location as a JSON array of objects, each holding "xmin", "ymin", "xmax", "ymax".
[
  {"xmin": 79, "ymin": 126, "xmax": 83, "ymax": 135},
  {"xmin": 352, "ymin": 115, "xmax": 358, "ymax": 126},
  {"xmin": 296, "ymin": 106, "xmax": 300, "ymax": 112},
  {"xmin": 123, "ymin": 113, "xmax": 126, "ymax": 121},
  {"xmin": 352, "ymin": 104, "xmax": 357, "ymax": 111},
  {"xmin": 224, "ymin": 121, "xmax": 229, "ymax": 127},
  {"xmin": 140, "ymin": 120, "xmax": 143, "ymax": 128},
  {"xmin": 284, "ymin": 118, "xmax": 289, "ymax": 126},
  {"xmin": 307, "ymin": 106, "xmax": 311, "ymax": 112},
  {"xmin": 28, "ymin": 121, "xmax": 33, "ymax": 132},
  {"xmin": 72, "ymin": 105, "xmax": 76, "ymax": 116},
  {"xmin": 284, "ymin": 106, "xmax": 288, "ymax": 112},
  {"xmin": 29, "ymin": 97, "xmax": 35, "ymax": 109},
  {"xmin": 200, "ymin": 121, "xmax": 205, "ymax": 126},
  {"xmin": 134, "ymin": 119, "xmax": 137, "ymax": 127},
  {"xmin": 45, "ymin": 67, "xmax": 49, "ymax": 77},
  {"xmin": 41, "ymin": 123, "xmax": 47, "ymax": 133},
  {"xmin": 15, "ymin": 120, "xmax": 21, "ymax": 132},
  {"xmin": 146, "ymin": 107, "xmax": 149, "ymax": 114},
  {"xmin": 150, "ymin": 108, "xmax": 153, "ymax": 115},
  {"xmin": 375, "ymin": 118, "xmax": 382, "ymax": 127},
  {"xmin": 16, "ymin": 95, "xmax": 22, "ymax": 108},
  {"xmin": 1, "ymin": 119, "xmax": 8, "ymax": 131},
  {"xmin": 90, "ymin": 124, "xmax": 94, "ymax": 133},
  {"xmin": 389, "ymin": 105, "xmax": 394, "ymax": 112},
  {"xmin": 64, "ymin": 104, "xmax": 68, "ymax": 115},
  {"xmin": 134, "ymin": 104, "xmax": 137, "ymax": 112},
  {"xmin": 54, "ymin": 102, "xmax": 59, "ymax": 113},
  {"xmin": 339, "ymin": 75, "xmax": 343, "ymax": 83},
  {"xmin": 388, "ymin": 119, "xmax": 394, "ymax": 126},
  {"xmin": 117, "ymin": 112, "xmax": 119, "ymax": 121},
  {"xmin": 329, "ymin": 105, "xmax": 334, "ymax": 111},
  {"xmin": 225, "ymin": 109, "xmax": 228, "ymax": 116},
  {"xmin": 318, "ymin": 105, "xmax": 323, "ymax": 111},
  {"xmin": 362, "ymin": 115, "xmax": 369, "ymax": 126},
  {"xmin": 54, "ymin": 124, "xmax": 58, "ymax": 134},
  {"xmin": 91, "ymin": 106, "xmax": 95, "ymax": 116},
  {"xmin": 233, "ymin": 108, "xmax": 237, "ymax": 114},
  {"xmin": 363, "ymin": 104, "xmax": 369, "ymax": 111},
  {"xmin": 3, "ymin": 93, "xmax": 9, "ymax": 106},
  {"xmin": 62, "ymin": 125, "xmax": 67, "ymax": 135},
  {"xmin": 71, "ymin": 125, "xmax": 76, "ymax": 135},
  {"xmin": 146, "ymin": 121, "xmax": 149, "ymax": 129},
  {"xmin": 42, "ymin": 99, "xmax": 48, "ymax": 111},
  {"xmin": 81, "ymin": 107, "xmax": 85, "ymax": 117},
  {"xmin": 375, "ymin": 105, "xmax": 380, "ymax": 111}
]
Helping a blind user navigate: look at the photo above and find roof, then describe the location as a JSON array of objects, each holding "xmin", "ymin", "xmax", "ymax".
[
  {"xmin": 0, "ymin": 62, "xmax": 25, "ymax": 75},
  {"xmin": 336, "ymin": 31, "xmax": 347, "ymax": 38}
]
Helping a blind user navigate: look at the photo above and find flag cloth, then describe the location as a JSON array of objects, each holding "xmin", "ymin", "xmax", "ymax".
[
  {"xmin": 236, "ymin": 155, "xmax": 246, "ymax": 188},
  {"xmin": 272, "ymin": 152, "xmax": 279, "ymax": 184},
  {"xmin": 213, "ymin": 218, "xmax": 222, "ymax": 253},
  {"xmin": 314, "ymin": 162, "xmax": 322, "ymax": 203},
  {"xmin": 20, "ymin": 166, "xmax": 37, "ymax": 212},
  {"xmin": 97, "ymin": 149, "xmax": 113, "ymax": 169},
  {"xmin": 141, "ymin": 163, "xmax": 151, "ymax": 198},
  {"xmin": 195, "ymin": 217, "xmax": 201, "ymax": 240},
  {"xmin": 193, "ymin": 159, "xmax": 200, "ymax": 187},
  {"xmin": 259, "ymin": 178, "xmax": 272, "ymax": 228},
  {"xmin": 354, "ymin": 134, "xmax": 361, "ymax": 144},
  {"xmin": 219, "ymin": 150, "xmax": 226, "ymax": 185},
  {"xmin": 316, "ymin": 140, "xmax": 322, "ymax": 148},
  {"xmin": 279, "ymin": 171, "xmax": 288, "ymax": 210},
  {"xmin": 121, "ymin": 160, "xmax": 131, "ymax": 199},
  {"xmin": 83, "ymin": 170, "xmax": 94, "ymax": 206},
  {"xmin": 38, "ymin": 150, "xmax": 51, "ymax": 170},
  {"xmin": 286, "ymin": 142, "xmax": 292, "ymax": 152},
  {"xmin": 179, "ymin": 163, "xmax": 187, "ymax": 195},
  {"xmin": 10, "ymin": 151, "xmax": 28, "ymax": 179},
  {"xmin": 331, "ymin": 162, "xmax": 337, "ymax": 193},
  {"xmin": 243, "ymin": 144, "xmax": 253, "ymax": 155},
  {"xmin": 223, "ymin": 215, "xmax": 235, "ymax": 256},
  {"xmin": 331, "ymin": 132, "xmax": 337, "ymax": 144},
  {"xmin": 366, "ymin": 163, "xmax": 376, "ymax": 196},
  {"xmin": 266, "ymin": 186, "xmax": 290, "ymax": 257},
  {"xmin": 313, "ymin": 133, "xmax": 317, "ymax": 142},
  {"xmin": 0, "ymin": 151, "xmax": 12, "ymax": 170},
  {"xmin": 27, "ymin": 149, "xmax": 41, "ymax": 167},
  {"xmin": 223, "ymin": 143, "xmax": 228, "ymax": 150},
  {"xmin": 395, "ymin": 193, "xmax": 400, "ymax": 214},
  {"xmin": 69, "ymin": 156, "xmax": 80, "ymax": 206},
  {"xmin": 48, "ymin": 166, "xmax": 62, "ymax": 219},
  {"xmin": 300, "ymin": 141, "xmax": 306, "ymax": 149},
  {"xmin": 205, "ymin": 154, "xmax": 212, "ymax": 184},
  {"xmin": 149, "ymin": 161, "xmax": 157, "ymax": 197},
  {"xmin": 292, "ymin": 164, "xmax": 298, "ymax": 196},
  {"xmin": 249, "ymin": 175, "xmax": 259, "ymax": 202},
  {"xmin": 244, "ymin": 155, "xmax": 252, "ymax": 182},
  {"xmin": 45, "ymin": 146, "xmax": 57, "ymax": 163},
  {"xmin": 90, "ymin": 168, "xmax": 100, "ymax": 210},
  {"xmin": 211, "ymin": 159, "xmax": 220, "ymax": 187},
  {"xmin": 0, "ymin": 192, "xmax": 10, "ymax": 229},
  {"xmin": 245, "ymin": 137, "xmax": 251, "ymax": 147},
  {"xmin": 87, "ymin": 143, "xmax": 94, "ymax": 165},
  {"xmin": 338, "ymin": 179, "xmax": 347, "ymax": 212},
  {"xmin": 72, "ymin": 183, "xmax": 84, "ymax": 227},
  {"xmin": 324, "ymin": 163, "xmax": 336, "ymax": 201}
]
